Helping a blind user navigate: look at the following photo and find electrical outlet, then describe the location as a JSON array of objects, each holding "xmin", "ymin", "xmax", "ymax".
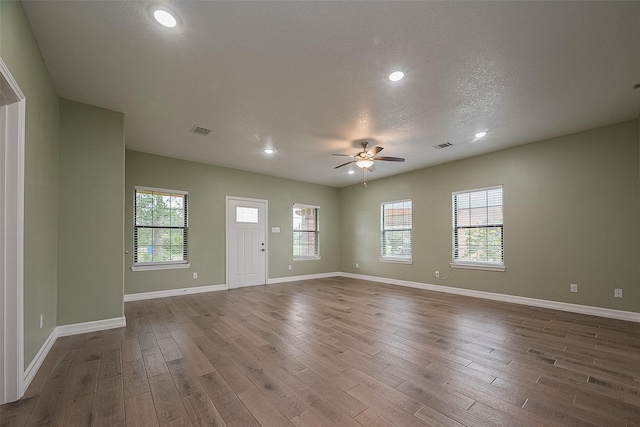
[
  {"xmin": 435, "ymin": 271, "xmax": 440, "ymax": 278},
  {"xmin": 192, "ymin": 272, "xmax": 198, "ymax": 279},
  {"xmin": 355, "ymin": 263, "xmax": 359, "ymax": 269},
  {"xmin": 570, "ymin": 284, "xmax": 578, "ymax": 293},
  {"xmin": 288, "ymin": 265, "xmax": 292, "ymax": 271},
  {"xmin": 40, "ymin": 314, "xmax": 43, "ymax": 329},
  {"xmin": 614, "ymin": 288, "xmax": 623, "ymax": 298}
]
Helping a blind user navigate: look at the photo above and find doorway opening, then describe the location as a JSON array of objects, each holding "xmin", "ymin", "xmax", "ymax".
[{"xmin": 0, "ymin": 58, "xmax": 26, "ymax": 404}]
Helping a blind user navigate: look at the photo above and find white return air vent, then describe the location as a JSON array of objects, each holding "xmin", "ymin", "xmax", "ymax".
[
  {"xmin": 432, "ymin": 142, "xmax": 453, "ymax": 149},
  {"xmin": 191, "ymin": 126, "xmax": 212, "ymax": 136}
]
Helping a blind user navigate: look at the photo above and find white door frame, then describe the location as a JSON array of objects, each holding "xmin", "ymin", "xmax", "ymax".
[
  {"xmin": 0, "ymin": 58, "xmax": 26, "ymax": 404},
  {"xmin": 225, "ymin": 196, "xmax": 268, "ymax": 289}
]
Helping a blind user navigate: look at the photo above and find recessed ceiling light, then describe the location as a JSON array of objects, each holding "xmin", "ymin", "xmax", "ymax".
[
  {"xmin": 348, "ymin": 170, "xmax": 355, "ymax": 174},
  {"xmin": 264, "ymin": 149, "xmax": 274, "ymax": 154},
  {"xmin": 475, "ymin": 131, "xmax": 488, "ymax": 138},
  {"xmin": 154, "ymin": 9, "xmax": 177, "ymax": 28},
  {"xmin": 388, "ymin": 71, "xmax": 405, "ymax": 82}
]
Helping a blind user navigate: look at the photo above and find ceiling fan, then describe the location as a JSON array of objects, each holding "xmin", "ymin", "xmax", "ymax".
[{"xmin": 333, "ymin": 141, "xmax": 405, "ymax": 170}]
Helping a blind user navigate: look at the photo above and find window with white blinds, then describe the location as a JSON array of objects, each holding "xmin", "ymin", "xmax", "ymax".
[
  {"xmin": 381, "ymin": 200, "xmax": 412, "ymax": 262},
  {"xmin": 134, "ymin": 187, "xmax": 188, "ymax": 266},
  {"xmin": 293, "ymin": 204, "xmax": 319, "ymax": 259},
  {"xmin": 453, "ymin": 186, "xmax": 503, "ymax": 267}
]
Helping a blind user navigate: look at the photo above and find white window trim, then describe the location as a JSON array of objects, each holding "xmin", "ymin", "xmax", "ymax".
[
  {"xmin": 131, "ymin": 263, "xmax": 191, "ymax": 272},
  {"xmin": 135, "ymin": 185, "xmax": 188, "ymax": 196},
  {"xmin": 133, "ymin": 186, "xmax": 188, "ymax": 268},
  {"xmin": 450, "ymin": 261, "xmax": 505, "ymax": 272},
  {"xmin": 293, "ymin": 203, "xmax": 320, "ymax": 260},
  {"xmin": 381, "ymin": 199, "xmax": 412, "ymax": 262},
  {"xmin": 452, "ymin": 185, "xmax": 504, "ymax": 270},
  {"xmin": 379, "ymin": 257, "xmax": 413, "ymax": 264}
]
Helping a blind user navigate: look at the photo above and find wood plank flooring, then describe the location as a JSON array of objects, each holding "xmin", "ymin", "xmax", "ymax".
[{"xmin": 2, "ymin": 277, "xmax": 640, "ymax": 426}]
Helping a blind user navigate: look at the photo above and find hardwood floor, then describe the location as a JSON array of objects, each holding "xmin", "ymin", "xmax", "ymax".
[{"xmin": 2, "ymin": 277, "xmax": 640, "ymax": 426}]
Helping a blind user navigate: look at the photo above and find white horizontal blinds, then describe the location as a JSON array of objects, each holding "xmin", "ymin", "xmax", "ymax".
[
  {"xmin": 381, "ymin": 200, "xmax": 412, "ymax": 259},
  {"xmin": 293, "ymin": 205, "xmax": 319, "ymax": 257},
  {"xmin": 453, "ymin": 186, "xmax": 503, "ymax": 264},
  {"xmin": 134, "ymin": 188, "xmax": 188, "ymax": 264}
]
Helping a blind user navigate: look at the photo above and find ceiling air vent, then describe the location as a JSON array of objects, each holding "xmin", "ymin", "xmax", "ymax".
[
  {"xmin": 432, "ymin": 142, "xmax": 453, "ymax": 149},
  {"xmin": 191, "ymin": 126, "xmax": 212, "ymax": 136}
]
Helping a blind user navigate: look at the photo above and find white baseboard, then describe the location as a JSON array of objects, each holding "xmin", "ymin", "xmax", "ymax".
[
  {"xmin": 23, "ymin": 329, "xmax": 57, "ymax": 393},
  {"xmin": 124, "ymin": 284, "xmax": 227, "ymax": 302},
  {"xmin": 23, "ymin": 316, "xmax": 126, "ymax": 393},
  {"xmin": 339, "ymin": 272, "xmax": 640, "ymax": 323},
  {"xmin": 124, "ymin": 274, "xmax": 339, "ymax": 299},
  {"xmin": 56, "ymin": 317, "xmax": 126, "ymax": 337},
  {"xmin": 267, "ymin": 272, "xmax": 341, "ymax": 284}
]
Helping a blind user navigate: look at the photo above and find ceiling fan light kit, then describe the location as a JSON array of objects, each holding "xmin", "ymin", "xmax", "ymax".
[{"xmin": 356, "ymin": 159, "xmax": 374, "ymax": 168}]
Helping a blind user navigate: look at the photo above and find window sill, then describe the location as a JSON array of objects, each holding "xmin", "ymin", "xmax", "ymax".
[
  {"xmin": 293, "ymin": 256, "xmax": 321, "ymax": 261},
  {"xmin": 380, "ymin": 257, "xmax": 413, "ymax": 265},
  {"xmin": 131, "ymin": 263, "xmax": 190, "ymax": 272},
  {"xmin": 450, "ymin": 262, "xmax": 505, "ymax": 272}
]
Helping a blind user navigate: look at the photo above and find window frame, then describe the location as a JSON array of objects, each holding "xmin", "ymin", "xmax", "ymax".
[
  {"xmin": 132, "ymin": 186, "xmax": 189, "ymax": 271},
  {"xmin": 451, "ymin": 185, "xmax": 505, "ymax": 271},
  {"xmin": 380, "ymin": 199, "xmax": 413, "ymax": 264},
  {"xmin": 293, "ymin": 203, "xmax": 320, "ymax": 261}
]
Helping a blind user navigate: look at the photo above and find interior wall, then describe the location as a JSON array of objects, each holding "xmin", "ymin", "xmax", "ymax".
[
  {"xmin": 340, "ymin": 120, "xmax": 640, "ymax": 313},
  {"xmin": 57, "ymin": 99, "xmax": 125, "ymax": 324},
  {"xmin": 125, "ymin": 150, "xmax": 341, "ymax": 295},
  {"xmin": 1, "ymin": 1, "xmax": 59, "ymax": 366}
]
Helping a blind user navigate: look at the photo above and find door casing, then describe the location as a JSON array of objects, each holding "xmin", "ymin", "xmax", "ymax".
[{"xmin": 0, "ymin": 57, "xmax": 26, "ymax": 404}]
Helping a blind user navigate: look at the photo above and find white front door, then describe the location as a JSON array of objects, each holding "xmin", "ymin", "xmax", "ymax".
[{"xmin": 227, "ymin": 198, "xmax": 267, "ymax": 289}]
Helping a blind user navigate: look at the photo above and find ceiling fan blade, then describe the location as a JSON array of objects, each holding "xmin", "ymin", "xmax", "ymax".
[
  {"xmin": 367, "ymin": 146, "xmax": 384, "ymax": 156},
  {"xmin": 334, "ymin": 160, "xmax": 356, "ymax": 169},
  {"xmin": 367, "ymin": 163, "xmax": 376, "ymax": 172},
  {"xmin": 332, "ymin": 153, "xmax": 355, "ymax": 157},
  {"xmin": 373, "ymin": 156, "xmax": 405, "ymax": 162}
]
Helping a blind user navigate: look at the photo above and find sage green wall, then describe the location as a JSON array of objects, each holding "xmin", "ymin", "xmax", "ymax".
[
  {"xmin": 1, "ymin": 2, "xmax": 59, "ymax": 366},
  {"xmin": 125, "ymin": 150, "xmax": 340, "ymax": 295},
  {"xmin": 340, "ymin": 120, "xmax": 640, "ymax": 313},
  {"xmin": 57, "ymin": 99, "xmax": 124, "ymax": 324}
]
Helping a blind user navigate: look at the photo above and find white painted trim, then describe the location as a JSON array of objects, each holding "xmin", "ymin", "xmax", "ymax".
[
  {"xmin": 22, "ymin": 329, "xmax": 56, "ymax": 393},
  {"xmin": 450, "ymin": 262, "xmax": 506, "ymax": 272},
  {"xmin": 124, "ymin": 284, "xmax": 226, "ymax": 302},
  {"xmin": 22, "ymin": 316, "xmax": 126, "ymax": 393},
  {"xmin": 134, "ymin": 185, "xmax": 188, "ymax": 195},
  {"xmin": 0, "ymin": 57, "xmax": 26, "ymax": 404},
  {"xmin": 338, "ymin": 272, "xmax": 640, "ymax": 323},
  {"xmin": 267, "ymin": 272, "xmax": 340, "ymax": 284},
  {"xmin": 131, "ymin": 263, "xmax": 190, "ymax": 271},
  {"xmin": 56, "ymin": 317, "xmax": 126, "ymax": 337},
  {"xmin": 380, "ymin": 257, "xmax": 413, "ymax": 264}
]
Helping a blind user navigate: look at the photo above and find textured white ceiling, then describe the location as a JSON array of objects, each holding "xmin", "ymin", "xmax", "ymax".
[{"xmin": 22, "ymin": 1, "xmax": 640, "ymax": 187}]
